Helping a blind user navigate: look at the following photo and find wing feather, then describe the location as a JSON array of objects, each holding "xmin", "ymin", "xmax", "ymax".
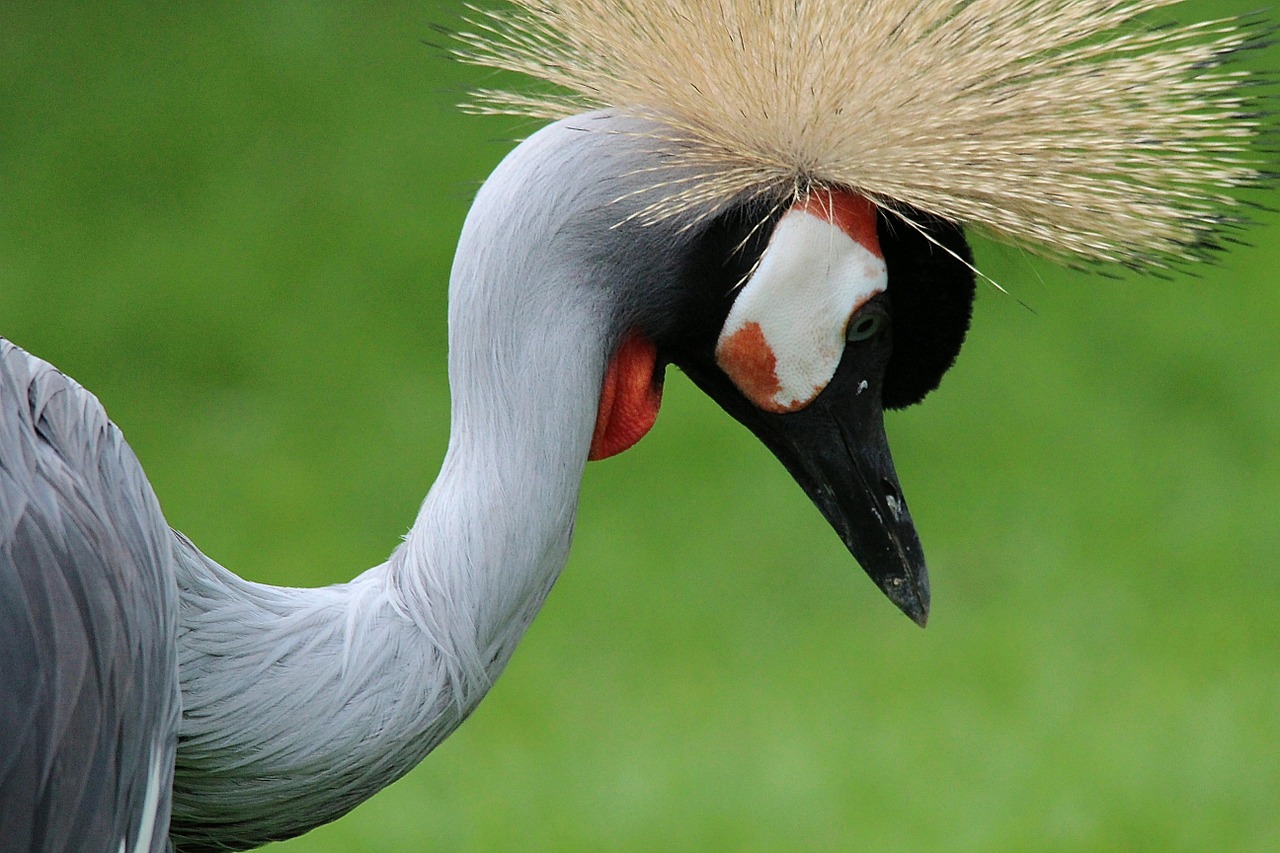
[{"xmin": 0, "ymin": 339, "xmax": 179, "ymax": 852}]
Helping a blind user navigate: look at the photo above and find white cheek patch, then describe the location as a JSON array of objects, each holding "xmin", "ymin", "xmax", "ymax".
[{"xmin": 715, "ymin": 197, "xmax": 887, "ymax": 413}]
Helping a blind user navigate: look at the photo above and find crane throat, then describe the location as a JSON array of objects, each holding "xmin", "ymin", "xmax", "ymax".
[{"xmin": 715, "ymin": 191, "xmax": 886, "ymax": 413}]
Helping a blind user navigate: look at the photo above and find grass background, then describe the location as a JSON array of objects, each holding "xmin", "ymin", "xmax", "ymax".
[{"xmin": 2, "ymin": 2, "xmax": 1277, "ymax": 850}]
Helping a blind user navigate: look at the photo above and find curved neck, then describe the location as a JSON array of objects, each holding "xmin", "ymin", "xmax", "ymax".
[
  {"xmin": 170, "ymin": 196, "xmax": 611, "ymax": 851},
  {"xmin": 392, "ymin": 291, "xmax": 603, "ymax": 696},
  {"xmin": 170, "ymin": 317, "xmax": 604, "ymax": 850},
  {"xmin": 169, "ymin": 113, "xmax": 688, "ymax": 849}
]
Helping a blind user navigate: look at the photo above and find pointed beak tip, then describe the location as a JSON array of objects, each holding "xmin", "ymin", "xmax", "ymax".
[
  {"xmin": 880, "ymin": 574, "xmax": 930, "ymax": 628},
  {"xmin": 897, "ymin": 595, "xmax": 929, "ymax": 629}
]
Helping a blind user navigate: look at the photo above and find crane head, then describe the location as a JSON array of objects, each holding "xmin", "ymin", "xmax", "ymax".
[
  {"xmin": 588, "ymin": 184, "xmax": 975, "ymax": 625},
  {"xmin": 454, "ymin": 0, "xmax": 1270, "ymax": 625}
]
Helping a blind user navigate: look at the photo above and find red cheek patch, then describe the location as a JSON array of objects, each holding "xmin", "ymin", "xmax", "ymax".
[
  {"xmin": 589, "ymin": 331, "xmax": 663, "ymax": 461},
  {"xmin": 715, "ymin": 321, "xmax": 788, "ymax": 413}
]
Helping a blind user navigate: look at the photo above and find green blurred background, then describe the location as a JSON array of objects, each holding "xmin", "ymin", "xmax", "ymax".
[{"xmin": 2, "ymin": 3, "xmax": 1277, "ymax": 850}]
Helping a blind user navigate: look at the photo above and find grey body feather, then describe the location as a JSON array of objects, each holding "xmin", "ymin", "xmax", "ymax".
[{"xmin": 0, "ymin": 340, "xmax": 179, "ymax": 853}]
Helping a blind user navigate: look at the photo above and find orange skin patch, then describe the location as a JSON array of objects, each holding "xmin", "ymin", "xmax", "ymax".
[
  {"xmin": 715, "ymin": 321, "xmax": 795, "ymax": 414},
  {"xmin": 799, "ymin": 190, "xmax": 883, "ymax": 259},
  {"xmin": 589, "ymin": 331, "xmax": 663, "ymax": 460}
]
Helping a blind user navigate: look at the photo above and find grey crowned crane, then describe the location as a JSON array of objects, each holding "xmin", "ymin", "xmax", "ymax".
[{"xmin": 0, "ymin": 1, "xmax": 1270, "ymax": 850}]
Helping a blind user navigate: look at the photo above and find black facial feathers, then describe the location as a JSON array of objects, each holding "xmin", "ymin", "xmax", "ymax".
[
  {"xmin": 658, "ymin": 196, "xmax": 976, "ymax": 412},
  {"xmin": 876, "ymin": 207, "xmax": 976, "ymax": 409}
]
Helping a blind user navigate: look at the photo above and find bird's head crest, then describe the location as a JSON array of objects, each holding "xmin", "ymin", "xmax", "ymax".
[{"xmin": 453, "ymin": 0, "xmax": 1273, "ymax": 270}]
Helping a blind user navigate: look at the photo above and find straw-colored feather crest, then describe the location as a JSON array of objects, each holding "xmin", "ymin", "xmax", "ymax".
[{"xmin": 454, "ymin": 0, "xmax": 1272, "ymax": 267}]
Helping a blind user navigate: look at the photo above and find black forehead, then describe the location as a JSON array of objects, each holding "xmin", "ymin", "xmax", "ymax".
[{"xmin": 656, "ymin": 197, "xmax": 975, "ymax": 410}]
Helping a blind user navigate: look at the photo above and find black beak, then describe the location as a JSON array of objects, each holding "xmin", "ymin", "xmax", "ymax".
[
  {"xmin": 672, "ymin": 313, "xmax": 930, "ymax": 626},
  {"xmin": 762, "ymin": 356, "xmax": 930, "ymax": 625}
]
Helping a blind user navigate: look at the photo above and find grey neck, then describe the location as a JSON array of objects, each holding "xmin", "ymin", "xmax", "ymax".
[
  {"xmin": 168, "ymin": 315, "xmax": 602, "ymax": 850},
  {"xmin": 166, "ymin": 112, "xmax": 693, "ymax": 850},
  {"xmin": 167, "ymin": 143, "xmax": 612, "ymax": 850}
]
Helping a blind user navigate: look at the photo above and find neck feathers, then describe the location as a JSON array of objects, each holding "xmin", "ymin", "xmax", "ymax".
[
  {"xmin": 168, "ymin": 116, "xmax": 674, "ymax": 849},
  {"xmin": 169, "ymin": 385, "xmax": 591, "ymax": 848}
]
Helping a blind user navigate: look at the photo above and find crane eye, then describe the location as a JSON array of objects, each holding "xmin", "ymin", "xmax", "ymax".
[{"xmin": 845, "ymin": 312, "xmax": 885, "ymax": 342}]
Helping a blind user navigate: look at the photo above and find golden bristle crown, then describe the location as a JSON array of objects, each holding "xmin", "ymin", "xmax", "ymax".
[{"xmin": 453, "ymin": 0, "xmax": 1273, "ymax": 268}]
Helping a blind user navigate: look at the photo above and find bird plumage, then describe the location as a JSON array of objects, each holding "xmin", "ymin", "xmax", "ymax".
[
  {"xmin": 0, "ymin": 341, "xmax": 178, "ymax": 852},
  {"xmin": 456, "ymin": 0, "xmax": 1269, "ymax": 266},
  {"xmin": 0, "ymin": 112, "xmax": 967, "ymax": 846},
  {"xmin": 167, "ymin": 116, "xmax": 730, "ymax": 848},
  {"xmin": 1, "ymin": 1, "xmax": 1273, "ymax": 850}
]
